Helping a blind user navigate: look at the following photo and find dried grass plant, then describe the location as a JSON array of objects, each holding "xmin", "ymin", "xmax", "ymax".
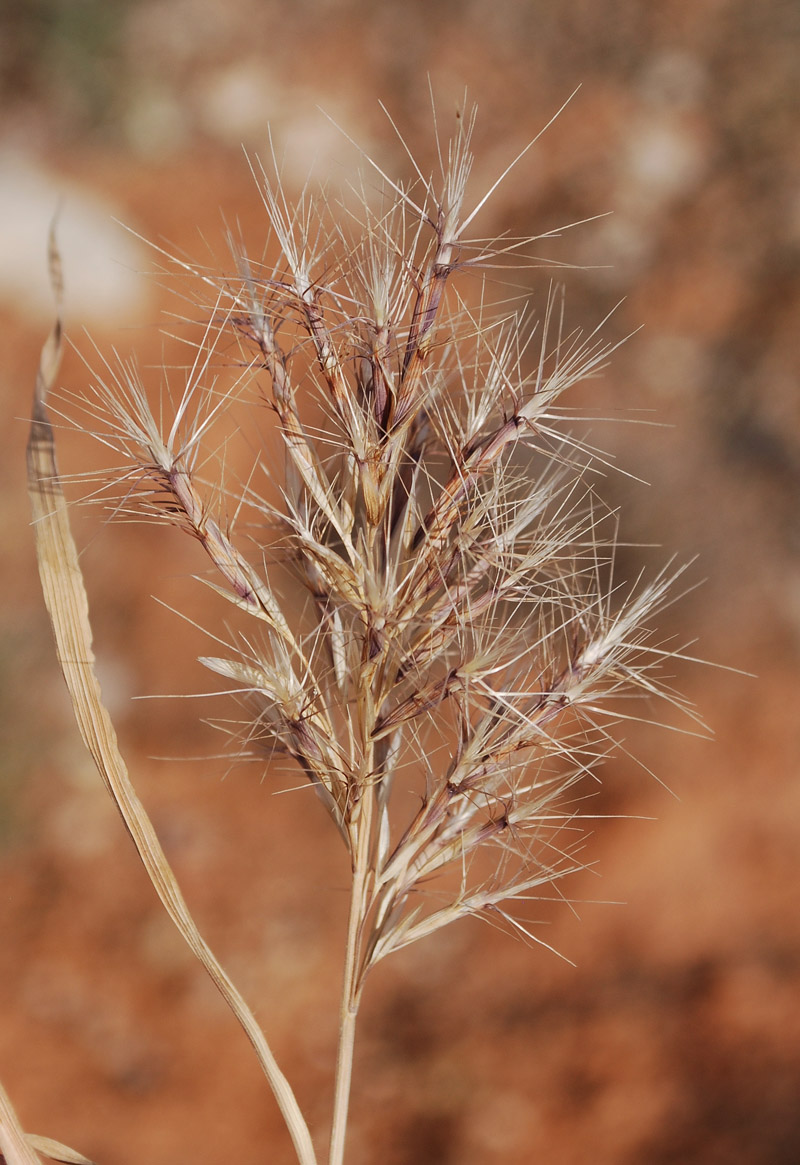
[{"xmin": 8, "ymin": 102, "xmax": 698, "ymax": 1165}]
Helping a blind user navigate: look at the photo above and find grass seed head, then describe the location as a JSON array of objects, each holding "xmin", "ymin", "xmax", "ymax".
[{"xmin": 60, "ymin": 102, "xmax": 696, "ymax": 982}]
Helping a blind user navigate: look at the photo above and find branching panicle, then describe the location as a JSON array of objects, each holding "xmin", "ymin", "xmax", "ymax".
[{"xmin": 40, "ymin": 104, "xmax": 698, "ymax": 1165}]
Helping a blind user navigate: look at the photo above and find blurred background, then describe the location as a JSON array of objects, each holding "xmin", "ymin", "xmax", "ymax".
[{"xmin": 1, "ymin": 2, "xmax": 799, "ymax": 1162}]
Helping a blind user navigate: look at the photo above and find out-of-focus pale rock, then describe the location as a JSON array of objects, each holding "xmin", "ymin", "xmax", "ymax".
[
  {"xmin": 196, "ymin": 62, "xmax": 367, "ymax": 183},
  {"xmin": 621, "ymin": 114, "xmax": 708, "ymax": 210},
  {"xmin": 0, "ymin": 150, "xmax": 152, "ymax": 326},
  {"xmin": 197, "ymin": 62, "xmax": 283, "ymax": 146}
]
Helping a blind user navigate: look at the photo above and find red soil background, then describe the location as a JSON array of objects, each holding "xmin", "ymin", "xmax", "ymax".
[{"xmin": 1, "ymin": 2, "xmax": 799, "ymax": 1162}]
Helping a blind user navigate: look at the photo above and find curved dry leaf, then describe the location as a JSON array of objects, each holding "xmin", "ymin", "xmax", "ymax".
[
  {"xmin": 25, "ymin": 234, "xmax": 317, "ymax": 1165},
  {"xmin": 27, "ymin": 1135, "xmax": 95, "ymax": 1165}
]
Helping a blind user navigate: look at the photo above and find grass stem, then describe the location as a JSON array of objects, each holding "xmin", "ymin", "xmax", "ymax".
[{"xmin": 329, "ymin": 787, "xmax": 374, "ymax": 1165}]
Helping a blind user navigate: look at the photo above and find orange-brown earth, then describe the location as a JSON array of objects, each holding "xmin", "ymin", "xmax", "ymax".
[{"xmin": 2, "ymin": 3, "xmax": 799, "ymax": 1162}]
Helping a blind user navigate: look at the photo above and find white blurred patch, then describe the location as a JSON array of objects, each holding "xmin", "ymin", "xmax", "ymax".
[
  {"xmin": 0, "ymin": 150, "xmax": 151, "ymax": 326},
  {"xmin": 197, "ymin": 63, "xmax": 282, "ymax": 147},
  {"xmin": 621, "ymin": 115, "xmax": 708, "ymax": 208},
  {"xmin": 196, "ymin": 63, "xmax": 368, "ymax": 184}
]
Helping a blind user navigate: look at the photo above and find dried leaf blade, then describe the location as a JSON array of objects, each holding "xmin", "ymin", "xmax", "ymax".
[{"xmin": 25, "ymin": 236, "xmax": 317, "ymax": 1165}]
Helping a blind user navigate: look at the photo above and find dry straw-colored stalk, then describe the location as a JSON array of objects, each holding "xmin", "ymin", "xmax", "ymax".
[{"xmin": 20, "ymin": 103, "xmax": 698, "ymax": 1164}]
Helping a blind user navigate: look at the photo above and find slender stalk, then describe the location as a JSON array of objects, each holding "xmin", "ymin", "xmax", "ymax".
[{"xmin": 329, "ymin": 788, "xmax": 374, "ymax": 1165}]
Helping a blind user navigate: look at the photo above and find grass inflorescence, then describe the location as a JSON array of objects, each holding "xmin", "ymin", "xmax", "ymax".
[{"xmin": 18, "ymin": 102, "xmax": 699, "ymax": 1165}]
